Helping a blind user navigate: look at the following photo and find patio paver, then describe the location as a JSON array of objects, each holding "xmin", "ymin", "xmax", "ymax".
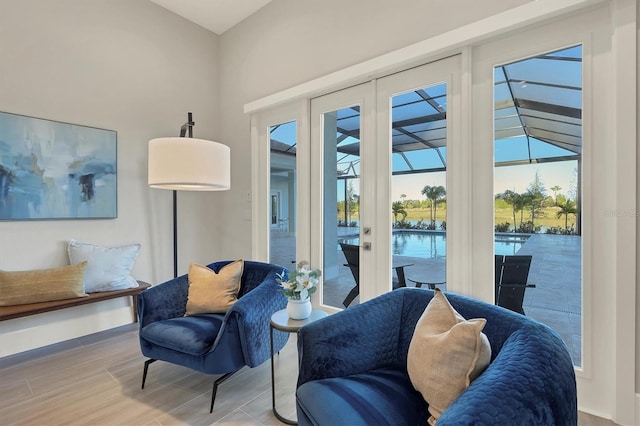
[{"xmin": 270, "ymin": 230, "xmax": 582, "ymax": 366}]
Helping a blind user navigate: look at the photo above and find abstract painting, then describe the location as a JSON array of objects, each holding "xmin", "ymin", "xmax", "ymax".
[{"xmin": 0, "ymin": 111, "xmax": 117, "ymax": 220}]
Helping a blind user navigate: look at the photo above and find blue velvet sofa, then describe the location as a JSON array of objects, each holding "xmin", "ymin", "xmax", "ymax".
[
  {"xmin": 296, "ymin": 287, "xmax": 577, "ymax": 425},
  {"xmin": 137, "ymin": 260, "xmax": 288, "ymax": 412}
]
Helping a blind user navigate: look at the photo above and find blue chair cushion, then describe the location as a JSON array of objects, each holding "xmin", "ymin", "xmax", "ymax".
[
  {"xmin": 140, "ymin": 314, "xmax": 224, "ymax": 356},
  {"xmin": 296, "ymin": 368, "xmax": 428, "ymax": 426}
]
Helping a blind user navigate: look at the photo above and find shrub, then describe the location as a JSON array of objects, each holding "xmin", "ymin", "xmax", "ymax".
[
  {"xmin": 393, "ymin": 220, "xmax": 413, "ymax": 229},
  {"xmin": 495, "ymin": 222, "xmax": 511, "ymax": 232},
  {"xmin": 546, "ymin": 226, "xmax": 576, "ymax": 235},
  {"xmin": 414, "ymin": 219, "xmax": 428, "ymax": 230},
  {"xmin": 516, "ymin": 221, "xmax": 541, "ymax": 234}
]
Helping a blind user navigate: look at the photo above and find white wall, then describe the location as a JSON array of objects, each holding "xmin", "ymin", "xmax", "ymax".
[
  {"xmin": 0, "ymin": 0, "xmax": 221, "ymax": 355},
  {"xmin": 216, "ymin": 0, "xmax": 530, "ymax": 259}
]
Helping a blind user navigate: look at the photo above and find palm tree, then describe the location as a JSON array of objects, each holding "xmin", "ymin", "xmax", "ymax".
[
  {"xmin": 556, "ymin": 199, "xmax": 577, "ymax": 231},
  {"xmin": 392, "ymin": 201, "xmax": 407, "ymax": 222},
  {"xmin": 421, "ymin": 185, "xmax": 446, "ymax": 225},
  {"xmin": 497, "ymin": 190, "xmax": 520, "ymax": 231},
  {"xmin": 514, "ymin": 193, "xmax": 528, "ymax": 228},
  {"xmin": 550, "ymin": 185, "xmax": 562, "ymax": 206}
]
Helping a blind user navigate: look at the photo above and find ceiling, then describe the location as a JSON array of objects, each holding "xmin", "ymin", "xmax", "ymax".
[{"xmin": 149, "ymin": 0, "xmax": 273, "ymax": 35}]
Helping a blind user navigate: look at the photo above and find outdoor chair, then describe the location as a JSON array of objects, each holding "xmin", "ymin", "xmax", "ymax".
[
  {"xmin": 137, "ymin": 260, "xmax": 288, "ymax": 413},
  {"xmin": 495, "ymin": 254, "xmax": 536, "ymax": 315},
  {"xmin": 340, "ymin": 242, "xmax": 411, "ymax": 307},
  {"xmin": 407, "ymin": 278, "xmax": 446, "ymax": 290},
  {"xmin": 341, "ymin": 243, "xmax": 361, "ymax": 307}
]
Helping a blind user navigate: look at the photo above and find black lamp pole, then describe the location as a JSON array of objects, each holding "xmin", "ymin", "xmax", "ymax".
[{"xmin": 173, "ymin": 112, "xmax": 195, "ymax": 278}]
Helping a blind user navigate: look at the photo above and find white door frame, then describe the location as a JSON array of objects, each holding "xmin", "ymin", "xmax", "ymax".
[
  {"xmin": 309, "ymin": 83, "xmax": 374, "ymax": 309},
  {"xmin": 374, "ymin": 56, "xmax": 464, "ymax": 297},
  {"xmin": 251, "ymin": 100, "xmax": 310, "ymax": 263}
]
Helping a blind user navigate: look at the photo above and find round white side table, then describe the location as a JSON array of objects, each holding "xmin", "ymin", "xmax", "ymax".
[{"xmin": 270, "ymin": 308, "xmax": 328, "ymax": 425}]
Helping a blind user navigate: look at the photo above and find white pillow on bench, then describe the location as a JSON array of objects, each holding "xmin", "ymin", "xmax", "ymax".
[{"xmin": 68, "ymin": 240, "xmax": 140, "ymax": 292}]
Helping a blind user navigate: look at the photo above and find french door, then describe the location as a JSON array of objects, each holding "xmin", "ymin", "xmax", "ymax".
[
  {"xmin": 310, "ymin": 56, "xmax": 462, "ymax": 310},
  {"xmin": 310, "ymin": 83, "xmax": 373, "ymax": 309}
]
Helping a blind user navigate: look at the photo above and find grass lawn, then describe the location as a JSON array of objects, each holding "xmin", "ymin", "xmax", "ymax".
[
  {"xmin": 343, "ymin": 202, "xmax": 578, "ymax": 232},
  {"xmin": 407, "ymin": 205, "xmax": 576, "ymax": 231}
]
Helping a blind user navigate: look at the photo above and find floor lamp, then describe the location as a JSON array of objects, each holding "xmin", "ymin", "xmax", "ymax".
[{"xmin": 148, "ymin": 112, "xmax": 230, "ymax": 278}]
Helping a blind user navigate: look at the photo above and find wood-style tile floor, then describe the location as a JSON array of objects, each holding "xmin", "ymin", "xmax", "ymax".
[
  {"xmin": 0, "ymin": 323, "xmax": 298, "ymax": 425},
  {"xmin": 0, "ymin": 323, "xmax": 617, "ymax": 425}
]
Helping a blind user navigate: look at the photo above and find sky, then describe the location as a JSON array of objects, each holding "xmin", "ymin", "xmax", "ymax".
[{"xmin": 391, "ymin": 160, "xmax": 577, "ymax": 201}]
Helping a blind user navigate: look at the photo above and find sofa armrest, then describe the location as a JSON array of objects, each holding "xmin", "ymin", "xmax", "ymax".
[
  {"xmin": 297, "ymin": 290, "xmax": 406, "ymax": 386},
  {"xmin": 138, "ymin": 276, "xmax": 189, "ymax": 327},
  {"xmin": 227, "ymin": 273, "xmax": 288, "ymax": 367},
  {"xmin": 438, "ymin": 327, "xmax": 577, "ymax": 425}
]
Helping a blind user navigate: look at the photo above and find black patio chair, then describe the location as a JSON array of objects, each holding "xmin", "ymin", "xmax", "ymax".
[
  {"xmin": 340, "ymin": 243, "xmax": 361, "ymax": 308},
  {"xmin": 340, "ymin": 243, "xmax": 411, "ymax": 307},
  {"xmin": 495, "ymin": 254, "xmax": 536, "ymax": 315}
]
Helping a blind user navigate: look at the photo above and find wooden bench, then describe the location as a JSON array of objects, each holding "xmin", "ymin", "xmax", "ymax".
[{"xmin": 0, "ymin": 281, "xmax": 151, "ymax": 322}]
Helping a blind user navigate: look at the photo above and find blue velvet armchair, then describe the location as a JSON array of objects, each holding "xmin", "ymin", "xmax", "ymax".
[
  {"xmin": 296, "ymin": 287, "xmax": 577, "ymax": 425},
  {"xmin": 138, "ymin": 260, "xmax": 288, "ymax": 413}
]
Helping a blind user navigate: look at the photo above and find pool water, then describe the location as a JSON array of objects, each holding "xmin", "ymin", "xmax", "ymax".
[{"xmin": 341, "ymin": 231, "xmax": 528, "ymax": 258}]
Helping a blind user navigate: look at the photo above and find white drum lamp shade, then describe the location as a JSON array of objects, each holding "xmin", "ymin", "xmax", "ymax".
[{"xmin": 148, "ymin": 137, "xmax": 230, "ymax": 191}]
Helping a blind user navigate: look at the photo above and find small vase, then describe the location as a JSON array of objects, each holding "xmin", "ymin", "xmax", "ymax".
[{"xmin": 286, "ymin": 298, "xmax": 312, "ymax": 320}]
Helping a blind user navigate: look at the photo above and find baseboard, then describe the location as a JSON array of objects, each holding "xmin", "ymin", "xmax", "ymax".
[
  {"xmin": 585, "ymin": 392, "xmax": 640, "ymax": 425},
  {"xmin": 0, "ymin": 298, "xmax": 134, "ymax": 357},
  {"xmin": 579, "ymin": 407, "xmax": 613, "ymax": 422}
]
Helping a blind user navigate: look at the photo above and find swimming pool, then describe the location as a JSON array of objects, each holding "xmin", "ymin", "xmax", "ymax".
[{"xmin": 341, "ymin": 231, "xmax": 528, "ymax": 258}]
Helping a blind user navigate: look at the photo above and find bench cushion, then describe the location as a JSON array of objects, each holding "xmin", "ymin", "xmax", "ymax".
[
  {"xmin": 296, "ymin": 368, "xmax": 428, "ymax": 426},
  {"xmin": 140, "ymin": 314, "xmax": 224, "ymax": 356},
  {"xmin": 0, "ymin": 262, "xmax": 88, "ymax": 306}
]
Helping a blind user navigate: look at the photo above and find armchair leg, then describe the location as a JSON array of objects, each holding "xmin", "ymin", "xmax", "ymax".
[
  {"xmin": 210, "ymin": 370, "xmax": 239, "ymax": 413},
  {"xmin": 141, "ymin": 359, "xmax": 157, "ymax": 389}
]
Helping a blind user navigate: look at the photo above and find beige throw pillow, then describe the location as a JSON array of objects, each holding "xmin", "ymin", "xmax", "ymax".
[
  {"xmin": 185, "ymin": 260, "xmax": 244, "ymax": 315},
  {"xmin": 407, "ymin": 290, "xmax": 491, "ymax": 425},
  {"xmin": 0, "ymin": 262, "xmax": 88, "ymax": 306}
]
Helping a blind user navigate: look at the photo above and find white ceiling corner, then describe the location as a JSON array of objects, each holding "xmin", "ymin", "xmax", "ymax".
[{"xmin": 149, "ymin": 0, "xmax": 273, "ymax": 35}]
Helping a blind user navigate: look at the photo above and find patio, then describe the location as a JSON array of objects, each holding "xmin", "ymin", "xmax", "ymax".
[{"xmin": 270, "ymin": 231, "xmax": 582, "ymax": 366}]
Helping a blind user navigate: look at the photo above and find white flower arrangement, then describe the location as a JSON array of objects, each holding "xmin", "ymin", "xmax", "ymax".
[{"xmin": 277, "ymin": 261, "xmax": 321, "ymax": 300}]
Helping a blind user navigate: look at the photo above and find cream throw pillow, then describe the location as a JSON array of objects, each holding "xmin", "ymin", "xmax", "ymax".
[
  {"xmin": 407, "ymin": 290, "xmax": 491, "ymax": 425},
  {"xmin": 185, "ymin": 260, "xmax": 244, "ymax": 315},
  {"xmin": 67, "ymin": 239, "xmax": 140, "ymax": 292},
  {"xmin": 0, "ymin": 262, "xmax": 88, "ymax": 306}
]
